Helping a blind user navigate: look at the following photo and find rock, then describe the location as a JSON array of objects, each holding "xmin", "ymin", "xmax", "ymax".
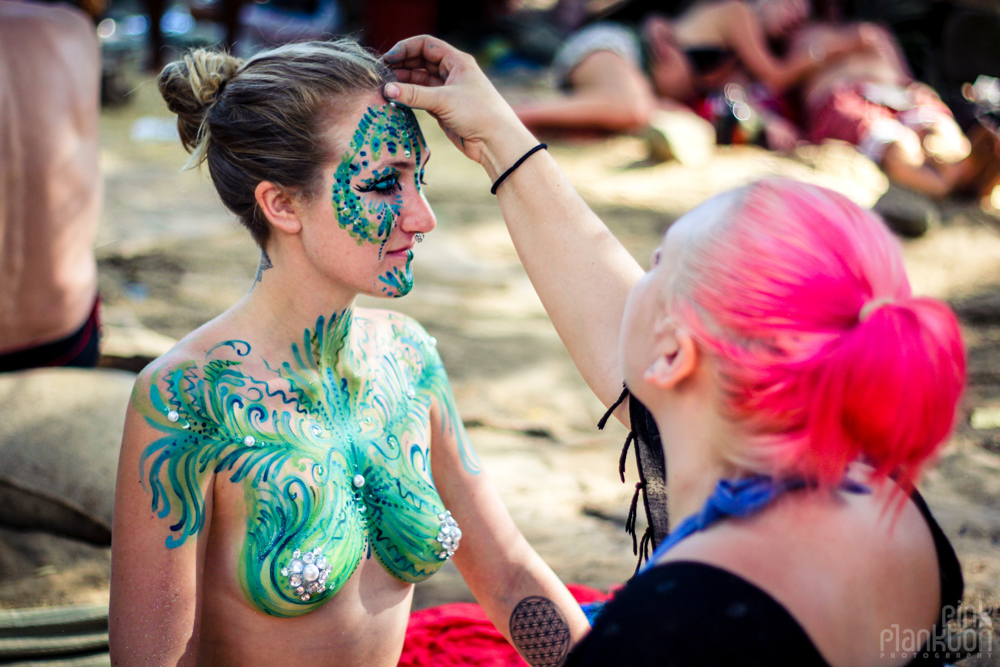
[
  {"xmin": 792, "ymin": 140, "xmax": 889, "ymax": 208},
  {"xmin": 0, "ymin": 526, "xmax": 110, "ymax": 611},
  {"xmin": 0, "ymin": 369, "xmax": 135, "ymax": 545},
  {"xmin": 873, "ymin": 184, "xmax": 941, "ymax": 238},
  {"xmin": 953, "ymin": 290, "xmax": 1000, "ymax": 324},
  {"xmin": 642, "ymin": 109, "xmax": 716, "ymax": 167},
  {"xmin": 971, "ymin": 407, "xmax": 1000, "ymax": 430},
  {"xmin": 0, "ymin": 603, "xmax": 109, "ymax": 664}
]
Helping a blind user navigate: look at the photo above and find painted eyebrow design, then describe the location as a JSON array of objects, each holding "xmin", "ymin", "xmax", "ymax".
[
  {"xmin": 377, "ymin": 159, "xmax": 410, "ymax": 170},
  {"xmin": 366, "ymin": 151, "xmax": 432, "ymax": 173}
]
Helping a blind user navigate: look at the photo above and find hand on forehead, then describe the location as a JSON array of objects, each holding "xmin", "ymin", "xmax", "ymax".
[{"xmin": 343, "ymin": 103, "xmax": 425, "ymax": 164}]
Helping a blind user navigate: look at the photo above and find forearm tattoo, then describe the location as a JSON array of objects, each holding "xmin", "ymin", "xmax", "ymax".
[{"xmin": 510, "ymin": 596, "xmax": 571, "ymax": 667}]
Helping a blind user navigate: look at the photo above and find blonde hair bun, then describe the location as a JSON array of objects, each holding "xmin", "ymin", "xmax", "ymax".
[{"xmin": 157, "ymin": 49, "xmax": 243, "ymax": 154}]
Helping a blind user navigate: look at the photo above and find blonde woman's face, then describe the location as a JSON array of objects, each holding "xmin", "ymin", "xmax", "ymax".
[{"xmin": 299, "ymin": 92, "xmax": 435, "ymax": 298}]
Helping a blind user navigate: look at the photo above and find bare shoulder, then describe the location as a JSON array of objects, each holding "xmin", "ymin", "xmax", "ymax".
[
  {"xmin": 137, "ymin": 329, "xmax": 217, "ymax": 384},
  {"xmin": 127, "ymin": 325, "xmax": 233, "ymax": 423},
  {"xmin": 124, "ymin": 343, "xmax": 202, "ymax": 443}
]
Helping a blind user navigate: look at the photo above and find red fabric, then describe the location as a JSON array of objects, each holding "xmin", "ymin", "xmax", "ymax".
[
  {"xmin": 398, "ymin": 584, "xmax": 609, "ymax": 667},
  {"xmin": 807, "ymin": 83, "xmax": 896, "ymax": 148}
]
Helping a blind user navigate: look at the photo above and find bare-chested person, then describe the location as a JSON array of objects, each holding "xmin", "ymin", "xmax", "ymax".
[
  {"xmin": 0, "ymin": 1, "xmax": 102, "ymax": 372},
  {"xmin": 791, "ymin": 21, "xmax": 1000, "ymax": 200}
]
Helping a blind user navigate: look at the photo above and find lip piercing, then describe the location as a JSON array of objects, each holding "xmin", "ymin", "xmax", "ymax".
[{"xmin": 414, "ymin": 233, "xmax": 425, "ymax": 243}]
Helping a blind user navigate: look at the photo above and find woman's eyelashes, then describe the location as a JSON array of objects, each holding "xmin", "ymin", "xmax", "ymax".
[
  {"xmin": 356, "ymin": 167, "xmax": 402, "ymax": 195},
  {"xmin": 353, "ymin": 165, "xmax": 426, "ymax": 197}
]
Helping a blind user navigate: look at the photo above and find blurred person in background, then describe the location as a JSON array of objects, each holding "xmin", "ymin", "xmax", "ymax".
[
  {"xmin": 515, "ymin": 0, "xmax": 866, "ymax": 151},
  {"xmin": 790, "ymin": 19, "xmax": 1000, "ymax": 201},
  {"xmin": 0, "ymin": 0, "xmax": 102, "ymax": 373}
]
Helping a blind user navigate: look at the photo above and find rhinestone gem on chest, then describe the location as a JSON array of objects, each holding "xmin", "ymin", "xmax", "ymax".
[
  {"xmin": 165, "ymin": 408, "xmax": 190, "ymax": 429},
  {"xmin": 436, "ymin": 511, "xmax": 462, "ymax": 560},
  {"xmin": 281, "ymin": 548, "xmax": 333, "ymax": 602}
]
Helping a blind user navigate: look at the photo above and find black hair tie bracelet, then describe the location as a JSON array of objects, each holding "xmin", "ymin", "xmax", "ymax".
[{"xmin": 490, "ymin": 143, "xmax": 548, "ymax": 195}]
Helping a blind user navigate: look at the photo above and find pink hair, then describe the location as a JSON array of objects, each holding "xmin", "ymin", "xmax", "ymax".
[{"xmin": 669, "ymin": 178, "xmax": 965, "ymax": 491}]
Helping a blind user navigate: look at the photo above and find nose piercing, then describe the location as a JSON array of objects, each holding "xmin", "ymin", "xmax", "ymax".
[{"xmin": 414, "ymin": 233, "xmax": 425, "ymax": 244}]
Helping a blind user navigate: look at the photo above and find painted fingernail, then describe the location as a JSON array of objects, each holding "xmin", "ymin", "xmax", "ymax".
[
  {"xmin": 383, "ymin": 48, "xmax": 400, "ymax": 61},
  {"xmin": 384, "ymin": 83, "xmax": 400, "ymax": 99}
]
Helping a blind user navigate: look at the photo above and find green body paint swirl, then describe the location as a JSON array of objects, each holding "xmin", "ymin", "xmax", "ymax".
[
  {"xmin": 331, "ymin": 104, "xmax": 425, "ymax": 298},
  {"xmin": 137, "ymin": 310, "xmax": 480, "ymax": 618}
]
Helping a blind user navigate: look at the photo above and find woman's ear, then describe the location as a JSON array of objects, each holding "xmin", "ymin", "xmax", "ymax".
[
  {"xmin": 643, "ymin": 327, "xmax": 699, "ymax": 390},
  {"xmin": 255, "ymin": 181, "xmax": 302, "ymax": 235}
]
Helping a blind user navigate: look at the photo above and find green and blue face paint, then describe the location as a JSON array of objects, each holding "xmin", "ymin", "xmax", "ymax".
[{"xmin": 331, "ymin": 104, "xmax": 428, "ymax": 297}]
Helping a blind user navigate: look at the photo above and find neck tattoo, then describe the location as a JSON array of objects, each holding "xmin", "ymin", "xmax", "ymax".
[{"xmin": 253, "ymin": 249, "xmax": 273, "ymax": 287}]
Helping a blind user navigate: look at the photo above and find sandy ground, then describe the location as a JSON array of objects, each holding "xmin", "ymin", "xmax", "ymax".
[{"xmin": 2, "ymin": 75, "xmax": 999, "ymax": 663}]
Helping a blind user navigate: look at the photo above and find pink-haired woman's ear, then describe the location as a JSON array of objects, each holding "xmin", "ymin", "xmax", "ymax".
[{"xmin": 642, "ymin": 327, "xmax": 699, "ymax": 392}]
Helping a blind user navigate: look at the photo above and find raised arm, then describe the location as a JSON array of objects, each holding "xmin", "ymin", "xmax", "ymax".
[
  {"xmin": 383, "ymin": 37, "xmax": 643, "ymax": 417},
  {"xmin": 422, "ymin": 348, "xmax": 590, "ymax": 664},
  {"xmin": 109, "ymin": 372, "xmax": 212, "ymax": 665}
]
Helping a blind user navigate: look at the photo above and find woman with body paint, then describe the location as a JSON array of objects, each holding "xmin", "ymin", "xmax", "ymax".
[
  {"xmin": 108, "ymin": 41, "xmax": 588, "ymax": 665},
  {"xmin": 382, "ymin": 36, "xmax": 966, "ymax": 666}
]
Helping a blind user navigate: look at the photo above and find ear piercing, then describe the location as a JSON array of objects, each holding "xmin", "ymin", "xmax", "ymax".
[{"xmin": 414, "ymin": 233, "xmax": 425, "ymax": 243}]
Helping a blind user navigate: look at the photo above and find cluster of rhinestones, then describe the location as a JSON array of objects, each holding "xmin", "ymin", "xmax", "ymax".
[
  {"xmin": 436, "ymin": 511, "xmax": 461, "ymax": 560},
  {"xmin": 281, "ymin": 548, "xmax": 332, "ymax": 602}
]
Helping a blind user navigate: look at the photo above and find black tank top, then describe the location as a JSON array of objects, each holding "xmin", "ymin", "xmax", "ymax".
[{"xmin": 566, "ymin": 487, "xmax": 964, "ymax": 666}]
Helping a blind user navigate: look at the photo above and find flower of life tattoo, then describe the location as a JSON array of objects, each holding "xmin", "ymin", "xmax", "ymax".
[{"xmin": 510, "ymin": 596, "xmax": 571, "ymax": 666}]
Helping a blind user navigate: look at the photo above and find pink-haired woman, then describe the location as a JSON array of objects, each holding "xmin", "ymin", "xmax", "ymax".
[{"xmin": 383, "ymin": 36, "xmax": 966, "ymax": 666}]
